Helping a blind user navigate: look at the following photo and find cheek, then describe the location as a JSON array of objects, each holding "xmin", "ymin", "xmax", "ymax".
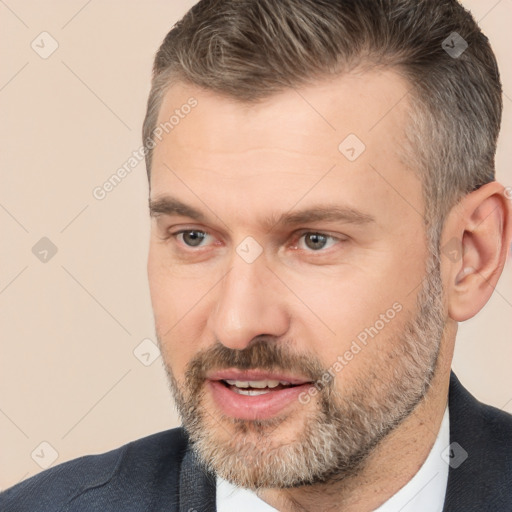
[
  {"xmin": 148, "ymin": 243, "xmax": 198, "ymax": 321},
  {"xmin": 284, "ymin": 260, "xmax": 420, "ymax": 373},
  {"xmin": 289, "ymin": 266, "xmax": 411, "ymax": 333},
  {"xmin": 148, "ymin": 246, "xmax": 214, "ymax": 375}
]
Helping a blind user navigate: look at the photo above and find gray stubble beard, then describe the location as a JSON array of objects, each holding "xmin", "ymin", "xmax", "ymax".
[{"xmin": 160, "ymin": 252, "xmax": 446, "ymax": 489}]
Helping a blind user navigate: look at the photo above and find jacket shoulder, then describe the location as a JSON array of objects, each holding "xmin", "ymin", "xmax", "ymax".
[
  {"xmin": 444, "ymin": 372, "xmax": 512, "ymax": 510},
  {"xmin": 0, "ymin": 427, "xmax": 189, "ymax": 512},
  {"xmin": 450, "ymin": 373, "xmax": 512, "ymax": 458}
]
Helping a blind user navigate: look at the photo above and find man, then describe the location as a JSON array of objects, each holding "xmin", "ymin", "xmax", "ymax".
[{"xmin": 1, "ymin": 0, "xmax": 511, "ymax": 510}]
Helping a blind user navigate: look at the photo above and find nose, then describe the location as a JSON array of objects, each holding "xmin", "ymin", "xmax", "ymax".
[{"xmin": 207, "ymin": 255, "xmax": 290, "ymax": 350}]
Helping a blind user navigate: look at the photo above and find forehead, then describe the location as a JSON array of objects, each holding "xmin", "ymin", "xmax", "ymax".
[
  {"xmin": 155, "ymin": 68, "xmax": 412, "ymax": 158},
  {"xmin": 150, "ymin": 69, "xmax": 423, "ymax": 230}
]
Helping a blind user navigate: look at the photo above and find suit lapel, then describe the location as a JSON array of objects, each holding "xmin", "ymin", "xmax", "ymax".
[{"xmin": 179, "ymin": 443, "xmax": 217, "ymax": 512}]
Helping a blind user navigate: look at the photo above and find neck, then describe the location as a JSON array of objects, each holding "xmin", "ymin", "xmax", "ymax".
[{"xmin": 256, "ymin": 337, "xmax": 454, "ymax": 512}]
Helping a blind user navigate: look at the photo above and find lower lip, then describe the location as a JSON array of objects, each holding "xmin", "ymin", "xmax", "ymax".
[{"xmin": 207, "ymin": 380, "xmax": 314, "ymax": 421}]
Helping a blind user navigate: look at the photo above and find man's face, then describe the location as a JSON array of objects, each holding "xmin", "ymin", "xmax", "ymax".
[{"xmin": 147, "ymin": 70, "xmax": 447, "ymax": 488}]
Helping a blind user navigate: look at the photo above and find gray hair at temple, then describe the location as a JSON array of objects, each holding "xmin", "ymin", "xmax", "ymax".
[{"xmin": 142, "ymin": 0, "xmax": 502, "ymax": 253}]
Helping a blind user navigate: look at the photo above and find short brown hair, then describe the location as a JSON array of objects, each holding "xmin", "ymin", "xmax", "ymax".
[{"xmin": 142, "ymin": 0, "xmax": 502, "ymax": 247}]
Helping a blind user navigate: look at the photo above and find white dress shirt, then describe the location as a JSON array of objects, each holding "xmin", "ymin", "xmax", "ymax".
[{"xmin": 217, "ymin": 406, "xmax": 449, "ymax": 512}]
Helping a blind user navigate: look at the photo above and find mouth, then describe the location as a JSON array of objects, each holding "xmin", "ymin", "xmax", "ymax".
[
  {"xmin": 206, "ymin": 369, "xmax": 315, "ymax": 420},
  {"xmin": 220, "ymin": 378, "xmax": 305, "ymax": 395}
]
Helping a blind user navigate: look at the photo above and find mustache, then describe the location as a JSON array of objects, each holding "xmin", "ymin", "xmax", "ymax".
[{"xmin": 184, "ymin": 337, "xmax": 326, "ymax": 387}]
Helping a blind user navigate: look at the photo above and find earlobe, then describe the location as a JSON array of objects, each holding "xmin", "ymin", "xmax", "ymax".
[{"xmin": 445, "ymin": 182, "xmax": 512, "ymax": 322}]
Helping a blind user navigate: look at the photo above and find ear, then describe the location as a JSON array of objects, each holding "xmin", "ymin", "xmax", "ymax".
[{"xmin": 441, "ymin": 182, "xmax": 512, "ymax": 322}]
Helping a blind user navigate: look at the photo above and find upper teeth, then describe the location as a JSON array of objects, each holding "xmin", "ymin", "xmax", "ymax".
[{"xmin": 225, "ymin": 379, "xmax": 289, "ymax": 388}]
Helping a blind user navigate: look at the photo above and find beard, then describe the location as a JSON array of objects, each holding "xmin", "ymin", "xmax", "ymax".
[{"xmin": 158, "ymin": 251, "xmax": 446, "ymax": 490}]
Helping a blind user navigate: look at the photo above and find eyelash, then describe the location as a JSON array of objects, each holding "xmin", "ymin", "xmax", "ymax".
[{"xmin": 166, "ymin": 229, "xmax": 343, "ymax": 253}]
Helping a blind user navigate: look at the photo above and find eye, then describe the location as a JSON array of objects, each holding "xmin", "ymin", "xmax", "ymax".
[
  {"xmin": 174, "ymin": 230, "xmax": 212, "ymax": 247},
  {"xmin": 296, "ymin": 232, "xmax": 339, "ymax": 251}
]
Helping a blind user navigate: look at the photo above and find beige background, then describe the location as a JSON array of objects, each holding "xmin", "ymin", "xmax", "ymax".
[{"xmin": 0, "ymin": 0, "xmax": 511, "ymax": 491}]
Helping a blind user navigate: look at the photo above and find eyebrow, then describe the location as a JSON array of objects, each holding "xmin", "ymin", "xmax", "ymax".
[
  {"xmin": 149, "ymin": 196, "xmax": 375, "ymax": 230},
  {"xmin": 149, "ymin": 196, "xmax": 208, "ymax": 222}
]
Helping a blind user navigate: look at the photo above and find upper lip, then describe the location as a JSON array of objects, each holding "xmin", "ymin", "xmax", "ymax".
[{"xmin": 206, "ymin": 369, "xmax": 313, "ymax": 385}]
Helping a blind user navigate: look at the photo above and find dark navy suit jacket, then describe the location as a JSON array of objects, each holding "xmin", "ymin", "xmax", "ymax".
[{"xmin": 1, "ymin": 372, "xmax": 511, "ymax": 511}]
